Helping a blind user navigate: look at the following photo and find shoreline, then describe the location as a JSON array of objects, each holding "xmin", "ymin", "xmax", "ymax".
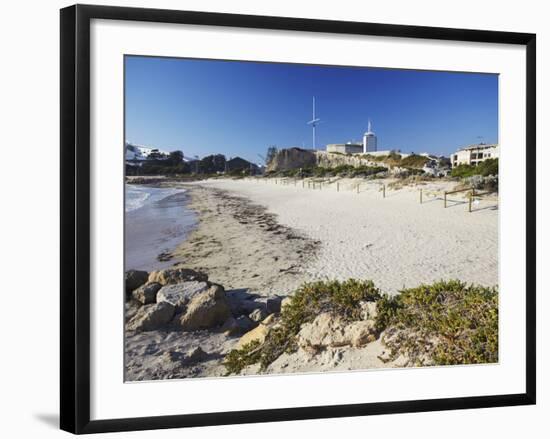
[{"xmin": 125, "ymin": 184, "xmax": 197, "ymax": 272}]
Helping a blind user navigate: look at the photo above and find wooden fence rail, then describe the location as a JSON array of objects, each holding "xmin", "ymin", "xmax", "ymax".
[{"xmin": 444, "ymin": 187, "xmax": 474, "ymax": 208}]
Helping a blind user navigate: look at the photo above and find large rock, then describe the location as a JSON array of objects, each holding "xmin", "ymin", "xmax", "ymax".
[
  {"xmin": 297, "ymin": 313, "xmax": 349, "ymax": 351},
  {"xmin": 179, "ymin": 285, "xmax": 231, "ymax": 331},
  {"xmin": 297, "ymin": 313, "xmax": 377, "ymax": 352},
  {"xmin": 148, "ymin": 267, "xmax": 208, "ymax": 285},
  {"xmin": 126, "ymin": 302, "xmax": 175, "ymax": 332},
  {"xmin": 132, "ymin": 282, "xmax": 162, "ymax": 304},
  {"xmin": 157, "ymin": 281, "xmax": 211, "ymax": 312},
  {"xmin": 236, "ymin": 314, "xmax": 279, "ymax": 348},
  {"xmin": 125, "ymin": 299, "xmax": 142, "ymax": 322},
  {"xmin": 125, "ymin": 270, "xmax": 148, "ymax": 296},
  {"xmin": 236, "ymin": 323, "xmax": 271, "ymax": 349}
]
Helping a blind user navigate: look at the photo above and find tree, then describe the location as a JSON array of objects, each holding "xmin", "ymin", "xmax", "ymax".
[
  {"xmin": 266, "ymin": 146, "xmax": 278, "ymax": 165},
  {"xmin": 198, "ymin": 154, "xmax": 226, "ymax": 174},
  {"xmin": 168, "ymin": 150, "xmax": 184, "ymax": 165}
]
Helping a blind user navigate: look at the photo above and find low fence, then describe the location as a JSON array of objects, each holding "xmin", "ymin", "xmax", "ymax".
[{"xmin": 256, "ymin": 177, "xmax": 496, "ymax": 212}]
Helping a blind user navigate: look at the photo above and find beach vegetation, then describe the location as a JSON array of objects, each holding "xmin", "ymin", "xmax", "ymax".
[
  {"xmin": 224, "ymin": 279, "xmax": 382, "ymax": 374},
  {"xmin": 223, "ymin": 340, "xmax": 262, "ymax": 375},
  {"xmin": 359, "ymin": 153, "xmax": 431, "ymax": 170},
  {"xmin": 451, "ymin": 158, "xmax": 498, "ymax": 178},
  {"xmin": 269, "ymin": 165, "xmax": 387, "ymax": 178},
  {"xmin": 400, "ymin": 154, "xmax": 431, "ymax": 168},
  {"xmin": 224, "ymin": 279, "xmax": 498, "ymax": 374},
  {"xmin": 377, "ymin": 280, "xmax": 498, "ymax": 366}
]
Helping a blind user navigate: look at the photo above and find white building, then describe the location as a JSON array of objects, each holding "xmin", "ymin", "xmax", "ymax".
[
  {"xmin": 451, "ymin": 143, "xmax": 499, "ymax": 168},
  {"xmin": 326, "ymin": 142, "xmax": 363, "ymax": 154},
  {"xmin": 363, "ymin": 120, "xmax": 378, "ymax": 153}
]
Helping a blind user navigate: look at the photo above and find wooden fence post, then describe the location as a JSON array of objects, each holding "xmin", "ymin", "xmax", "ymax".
[
  {"xmin": 356, "ymin": 183, "xmax": 359, "ymax": 194},
  {"xmin": 337, "ymin": 182, "xmax": 340, "ymax": 192},
  {"xmin": 383, "ymin": 184, "xmax": 386, "ymax": 198},
  {"xmin": 468, "ymin": 191, "xmax": 473, "ymax": 213},
  {"xmin": 420, "ymin": 189, "xmax": 423, "ymax": 204},
  {"xmin": 444, "ymin": 192, "xmax": 447, "ymax": 208}
]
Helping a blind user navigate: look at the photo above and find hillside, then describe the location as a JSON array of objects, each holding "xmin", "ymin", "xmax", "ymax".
[{"xmin": 267, "ymin": 148, "xmax": 439, "ymax": 176}]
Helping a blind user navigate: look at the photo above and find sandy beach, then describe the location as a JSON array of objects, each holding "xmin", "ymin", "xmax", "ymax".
[
  {"xmin": 125, "ymin": 177, "xmax": 498, "ymax": 380},
  {"xmin": 182, "ymin": 177, "xmax": 498, "ymax": 295},
  {"xmin": 168, "ymin": 185, "xmax": 320, "ymax": 296}
]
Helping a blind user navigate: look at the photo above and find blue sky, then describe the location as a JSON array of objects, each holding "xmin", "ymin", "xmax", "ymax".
[{"xmin": 125, "ymin": 56, "xmax": 498, "ymax": 164}]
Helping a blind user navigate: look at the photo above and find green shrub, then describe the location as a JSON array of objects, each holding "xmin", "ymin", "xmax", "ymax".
[
  {"xmin": 400, "ymin": 154, "xmax": 430, "ymax": 169},
  {"xmin": 223, "ymin": 279, "xmax": 498, "ymax": 374},
  {"xmin": 223, "ymin": 340, "xmax": 262, "ymax": 375},
  {"xmin": 380, "ymin": 280, "xmax": 498, "ymax": 366},
  {"xmin": 282, "ymin": 279, "xmax": 382, "ymax": 330},
  {"xmin": 361, "ymin": 154, "xmax": 388, "ymax": 162},
  {"xmin": 451, "ymin": 158, "xmax": 499, "ymax": 178},
  {"xmin": 272, "ymin": 165, "xmax": 387, "ymax": 178}
]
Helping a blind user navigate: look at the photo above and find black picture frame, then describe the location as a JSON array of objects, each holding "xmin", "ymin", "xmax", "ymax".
[{"xmin": 60, "ymin": 4, "xmax": 536, "ymax": 434}]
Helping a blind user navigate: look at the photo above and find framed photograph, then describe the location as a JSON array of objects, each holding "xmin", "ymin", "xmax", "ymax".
[{"xmin": 60, "ymin": 4, "xmax": 536, "ymax": 434}]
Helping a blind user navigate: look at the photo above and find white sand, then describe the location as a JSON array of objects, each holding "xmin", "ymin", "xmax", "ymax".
[
  {"xmin": 126, "ymin": 177, "xmax": 498, "ymax": 380},
  {"xmin": 196, "ymin": 178, "xmax": 498, "ymax": 294}
]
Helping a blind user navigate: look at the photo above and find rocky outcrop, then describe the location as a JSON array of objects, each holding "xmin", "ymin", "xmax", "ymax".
[
  {"xmin": 179, "ymin": 285, "xmax": 232, "ymax": 331},
  {"xmin": 267, "ymin": 148, "xmax": 316, "ymax": 172},
  {"xmin": 148, "ymin": 267, "xmax": 208, "ymax": 285},
  {"xmin": 315, "ymin": 151, "xmax": 386, "ymax": 170},
  {"xmin": 125, "ymin": 270, "xmax": 149, "ymax": 295},
  {"xmin": 125, "ymin": 299, "xmax": 142, "ymax": 322},
  {"xmin": 132, "ymin": 282, "xmax": 162, "ymax": 304},
  {"xmin": 267, "ymin": 148, "xmax": 391, "ymax": 173},
  {"xmin": 297, "ymin": 312, "xmax": 377, "ymax": 352},
  {"xmin": 156, "ymin": 281, "xmax": 211, "ymax": 312},
  {"xmin": 127, "ymin": 302, "xmax": 175, "ymax": 332}
]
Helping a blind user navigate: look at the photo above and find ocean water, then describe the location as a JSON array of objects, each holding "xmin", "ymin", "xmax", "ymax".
[
  {"xmin": 125, "ymin": 185, "xmax": 180, "ymax": 212},
  {"xmin": 125, "ymin": 185, "xmax": 197, "ymax": 271}
]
